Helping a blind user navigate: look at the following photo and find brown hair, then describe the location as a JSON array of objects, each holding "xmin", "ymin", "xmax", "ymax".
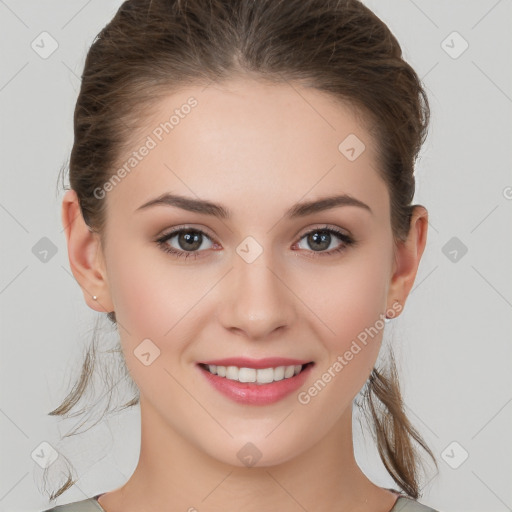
[{"xmin": 48, "ymin": 0, "xmax": 438, "ymax": 501}]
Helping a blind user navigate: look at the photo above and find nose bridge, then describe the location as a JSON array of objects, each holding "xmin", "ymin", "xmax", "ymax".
[{"xmin": 218, "ymin": 241, "xmax": 295, "ymax": 339}]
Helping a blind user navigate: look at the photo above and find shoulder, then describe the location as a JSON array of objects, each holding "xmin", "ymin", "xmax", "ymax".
[
  {"xmin": 40, "ymin": 495, "xmax": 103, "ymax": 512},
  {"xmin": 392, "ymin": 496, "xmax": 441, "ymax": 512}
]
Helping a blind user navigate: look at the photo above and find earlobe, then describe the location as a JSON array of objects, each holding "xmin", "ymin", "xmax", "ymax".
[
  {"xmin": 61, "ymin": 189, "xmax": 115, "ymax": 313},
  {"xmin": 386, "ymin": 205, "xmax": 429, "ymax": 315}
]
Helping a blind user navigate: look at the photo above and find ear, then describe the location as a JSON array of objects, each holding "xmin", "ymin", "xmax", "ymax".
[
  {"xmin": 386, "ymin": 205, "xmax": 428, "ymax": 315},
  {"xmin": 61, "ymin": 189, "xmax": 115, "ymax": 313}
]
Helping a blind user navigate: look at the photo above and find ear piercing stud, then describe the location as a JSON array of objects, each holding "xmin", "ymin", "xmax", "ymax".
[
  {"xmin": 92, "ymin": 295, "xmax": 98, "ymax": 300},
  {"xmin": 385, "ymin": 300, "xmax": 401, "ymax": 319}
]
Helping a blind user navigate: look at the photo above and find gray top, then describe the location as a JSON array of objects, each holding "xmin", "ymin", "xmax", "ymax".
[{"xmin": 42, "ymin": 491, "xmax": 441, "ymax": 511}]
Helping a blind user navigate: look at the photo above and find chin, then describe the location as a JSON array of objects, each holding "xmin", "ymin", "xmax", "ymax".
[{"xmin": 199, "ymin": 433, "xmax": 310, "ymax": 469}]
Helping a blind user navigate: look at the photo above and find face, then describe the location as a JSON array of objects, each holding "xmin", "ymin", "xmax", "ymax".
[{"xmin": 95, "ymin": 77, "xmax": 398, "ymax": 467}]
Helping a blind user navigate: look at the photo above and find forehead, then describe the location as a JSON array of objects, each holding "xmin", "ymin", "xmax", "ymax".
[{"xmin": 106, "ymin": 77, "xmax": 389, "ymax": 223}]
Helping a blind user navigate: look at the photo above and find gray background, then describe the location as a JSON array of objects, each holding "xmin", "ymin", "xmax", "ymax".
[{"xmin": 1, "ymin": 1, "xmax": 511, "ymax": 511}]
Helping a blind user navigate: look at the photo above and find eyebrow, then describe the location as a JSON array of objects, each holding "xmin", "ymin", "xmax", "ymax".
[{"xmin": 135, "ymin": 192, "xmax": 373, "ymax": 218}]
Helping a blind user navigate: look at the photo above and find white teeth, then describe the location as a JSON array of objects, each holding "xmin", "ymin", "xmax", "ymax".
[
  {"xmin": 274, "ymin": 366, "xmax": 285, "ymax": 381},
  {"xmin": 284, "ymin": 365, "xmax": 295, "ymax": 378},
  {"xmin": 238, "ymin": 367, "xmax": 256, "ymax": 382},
  {"xmin": 226, "ymin": 366, "xmax": 238, "ymax": 380},
  {"xmin": 204, "ymin": 364, "xmax": 304, "ymax": 384},
  {"xmin": 256, "ymin": 367, "xmax": 274, "ymax": 384}
]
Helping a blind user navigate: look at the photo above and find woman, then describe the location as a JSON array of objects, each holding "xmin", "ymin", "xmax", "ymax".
[{"xmin": 43, "ymin": 0, "xmax": 440, "ymax": 510}]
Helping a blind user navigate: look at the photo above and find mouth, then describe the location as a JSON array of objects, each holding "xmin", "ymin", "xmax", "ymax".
[
  {"xmin": 198, "ymin": 362, "xmax": 314, "ymax": 385},
  {"xmin": 196, "ymin": 358, "xmax": 315, "ymax": 405}
]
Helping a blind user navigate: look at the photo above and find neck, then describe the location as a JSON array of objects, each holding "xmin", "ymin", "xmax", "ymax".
[{"xmin": 104, "ymin": 396, "xmax": 396, "ymax": 512}]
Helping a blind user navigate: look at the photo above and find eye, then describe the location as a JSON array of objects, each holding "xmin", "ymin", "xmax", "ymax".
[
  {"xmin": 294, "ymin": 225, "xmax": 355, "ymax": 258},
  {"xmin": 156, "ymin": 224, "xmax": 356, "ymax": 261},
  {"xmin": 156, "ymin": 227, "xmax": 216, "ymax": 260}
]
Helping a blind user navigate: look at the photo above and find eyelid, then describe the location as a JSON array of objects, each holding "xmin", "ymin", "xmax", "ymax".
[
  {"xmin": 156, "ymin": 224, "xmax": 218, "ymax": 243},
  {"xmin": 295, "ymin": 223, "xmax": 352, "ymax": 240}
]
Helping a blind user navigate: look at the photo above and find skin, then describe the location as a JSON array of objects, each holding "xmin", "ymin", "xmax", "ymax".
[{"xmin": 62, "ymin": 76, "xmax": 428, "ymax": 512}]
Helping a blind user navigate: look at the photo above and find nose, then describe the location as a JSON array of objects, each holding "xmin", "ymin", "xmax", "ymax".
[{"xmin": 216, "ymin": 249, "xmax": 297, "ymax": 341}]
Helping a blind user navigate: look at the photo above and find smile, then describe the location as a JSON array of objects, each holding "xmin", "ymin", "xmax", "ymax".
[{"xmin": 197, "ymin": 359, "xmax": 314, "ymax": 405}]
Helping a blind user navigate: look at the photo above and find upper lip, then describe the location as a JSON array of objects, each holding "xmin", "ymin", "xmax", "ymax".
[{"xmin": 198, "ymin": 357, "xmax": 313, "ymax": 369}]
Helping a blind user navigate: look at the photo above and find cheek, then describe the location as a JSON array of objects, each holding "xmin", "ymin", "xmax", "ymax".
[
  {"xmin": 105, "ymin": 236, "xmax": 198, "ymax": 333},
  {"xmin": 104, "ymin": 238, "xmax": 218, "ymax": 373},
  {"xmin": 313, "ymin": 247, "xmax": 389, "ymax": 335},
  {"xmin": 296, "ymin": 254, "xmax": 390, "ymax": 419},
  {"xmin": 105, "ymin": 249, "xmax": 199, "ymax": 398},
  {"xmin": 303, "ymin": 239, "xmax": 392, "ymax": 383}
]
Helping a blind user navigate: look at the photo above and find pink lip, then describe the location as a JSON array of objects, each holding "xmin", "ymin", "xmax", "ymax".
[
  {"xmin": 197, "ymin": 361, "xmax": 314, "ymax": 406},
  {"xmin": 198, "ymin": 357, "xmax": 310, "ymax": 369}
]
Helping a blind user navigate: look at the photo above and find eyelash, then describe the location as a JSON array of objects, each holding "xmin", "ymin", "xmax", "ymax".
[{"xmin": 155, "ymin": 225, "xmax": 355, "ymax": 261}]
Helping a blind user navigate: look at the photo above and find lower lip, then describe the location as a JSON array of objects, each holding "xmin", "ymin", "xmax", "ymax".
[{"xmin": 198, "ymin": 364, "xmax": 313, "ymax": 405}]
